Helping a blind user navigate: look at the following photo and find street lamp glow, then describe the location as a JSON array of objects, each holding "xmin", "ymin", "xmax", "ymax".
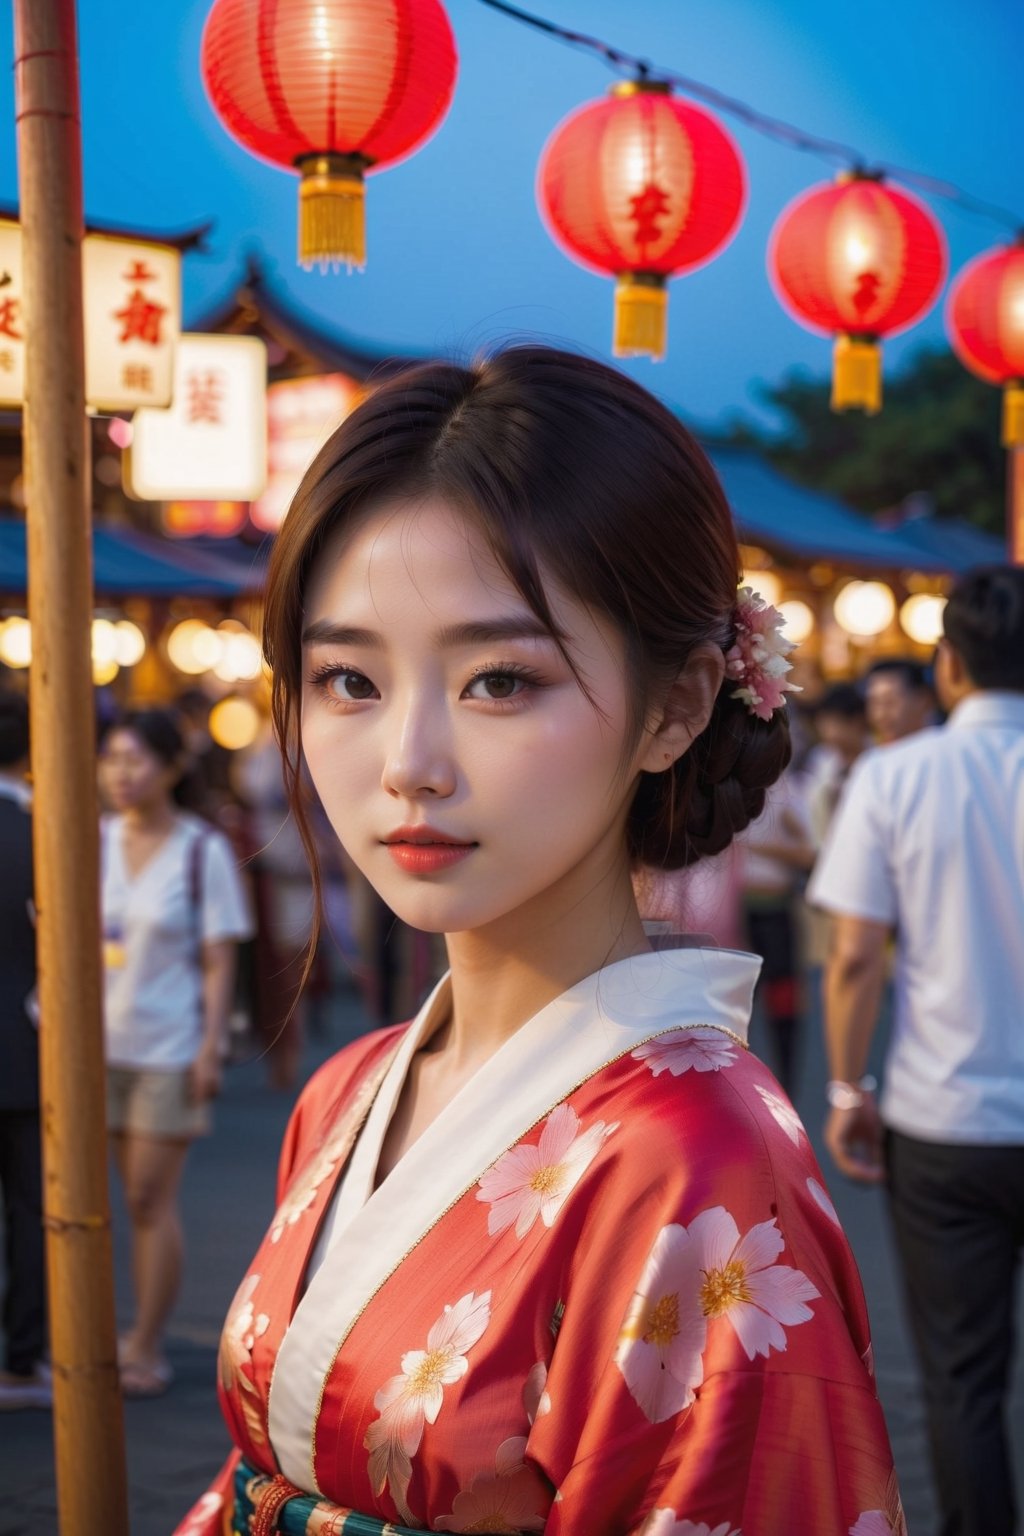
[
  {"xmin": 113, "ymin": 620, "xmax": 147, "ymax": 667},
  {"xmin": 92, "ymin": 657, "xmax": 120, "ymax": 686},
  {"xmin": 213, "ymin": 623, "xmax": 263, "ymax": 683},
  {"xmin": 740, "ymin": 570, "xmax": 782, "ymax": 608},
  {"xmin": 833, "ymin": 580, "xmax": 896, "ymax": 637},
  {"xmin": 778, "ymin": 599, "xmax": 814, "ymax": 643},
  {"xmin": 900, "ymin": 592, "xmax": 947, "ymax": 646},
  {"xmin": 209, "ymin": 695, "xmax": 260, "ymax": 751},
  {"xmin": 0, "ymin": 617, "xmax": 32, "ymax": 668},
  {"xmin": 166, "ymin": 619, "xmax": 222, "ymax": 675},
  {"xmin": 91, "ymin": 618, "xmax": 119, "ymax": 666}
]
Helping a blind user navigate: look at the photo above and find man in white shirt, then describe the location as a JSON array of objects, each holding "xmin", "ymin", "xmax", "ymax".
[{"xmin": 809, "ymin": 566, "xmax": 1024, "ymax": 1536}]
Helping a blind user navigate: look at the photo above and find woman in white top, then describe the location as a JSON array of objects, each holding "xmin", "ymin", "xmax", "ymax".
[{"xmin": 99, "ymin": 709, "xmax": 252, "ymax": 1398}]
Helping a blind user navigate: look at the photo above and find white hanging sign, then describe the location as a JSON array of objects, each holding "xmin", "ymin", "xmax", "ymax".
[
  {"xmin": 128, "ymin": 334, "xmax": 268, "ymax": 502},
  {"xmin": 250, "ymin": 372, "xmax": 362, "ymax": 532},
  {"xmin": 0, "ymin": 221, "xmax": 25, "ymax": 408},
  {"xmin": 0, "ymin": 223, "xmax": 181, "ymax": 411},
  {"xmin": 83, "ymin": 235, "xmax": 181, "ymax": 411}
]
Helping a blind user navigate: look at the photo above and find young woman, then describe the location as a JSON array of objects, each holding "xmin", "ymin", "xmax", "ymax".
[
  {"xmin": 177, "ymin": 348, "xmax": 900, "ymax": 1535},
  {"xmin": 100, "ymin": 709, "xmax": 252, "ymax": 1397}
]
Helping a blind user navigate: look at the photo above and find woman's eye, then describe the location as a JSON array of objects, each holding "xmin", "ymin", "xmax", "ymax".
[
  {"xmin": 465, "ymin": 670, "xmax": 527, "ymax": 701},
  {"xmin": 327, "ymin": 670, "xmax": 377, "ymax": 701}
]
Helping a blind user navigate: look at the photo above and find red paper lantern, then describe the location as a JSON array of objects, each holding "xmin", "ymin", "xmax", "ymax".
[
  {"xmin": 201, "ymin": 0, "xmax": 458, "ymax": 271},
  {"xmin": 537, "ymin": 81, "xmax": 746, "ymax": 362},
  {"xmin": 946, "ymin": 242, "xmax": 1024, "ymax": 447},
  {"xmin": 769, "ymin": 173, "xmax": 947, "ymax": 413}
]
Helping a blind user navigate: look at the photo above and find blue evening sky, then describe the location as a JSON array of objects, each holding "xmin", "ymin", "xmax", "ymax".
[{"xmin": 0, "ymin": 0, "xmax": 1020, "ymax": 431}]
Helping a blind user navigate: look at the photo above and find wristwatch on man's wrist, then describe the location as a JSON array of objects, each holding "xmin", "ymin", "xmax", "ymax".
[{"xmin": 825, "ymin": 1075, "xmax": 878, "ymax": 1110}]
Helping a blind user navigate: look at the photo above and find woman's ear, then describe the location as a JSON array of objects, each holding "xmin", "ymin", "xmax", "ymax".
[{"xmin": 636, "ymin": 642, "xmax": 726, "ymax": 774}]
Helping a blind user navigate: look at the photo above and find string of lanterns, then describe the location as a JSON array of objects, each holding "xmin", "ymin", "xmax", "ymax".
[{"xmin": 200, "ymin": 0, "xmax": 1023, "ymax": 435}]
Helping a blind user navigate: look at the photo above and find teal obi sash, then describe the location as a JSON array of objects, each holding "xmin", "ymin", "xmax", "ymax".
[{"xmin": 234, "ymin": 1459, "xmax": 425, "ymax": 1535}]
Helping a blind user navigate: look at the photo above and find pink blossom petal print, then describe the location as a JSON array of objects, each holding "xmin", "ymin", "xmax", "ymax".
[
  {"xmin": 616, "ymin": 1223, "xmax": 708, "ymax": 1423},
  {"xmin": 744, "ymin": 1263, "xmax": 820, "ymax": 1325},
  {"xmin": 479, "ymin": 1144, "xmax": 543, "ymax": 1200},
  {"xmin": 849, "ymin": 1514, "xmax": 897, "ymax": 1536},
  {"xmin": 536, "ymin": 1103, "xmax": 581, "ymax": 1165},
  {"xmin": 477, "ymin": 1109, "xmax": 615, "ymax": 1241},
  {"xmin": 523, "ymin": 1361, "xmax": 551, "ymax": 1424},
  {"xmin": 730, "ymin": 1217, "xmax": 785, "ymax": 1274},
  {"xmin": 633, "ymin": 1029, "xmax": 739, "ymax": 1077},
  {"xmin": 754, "ymin": 1083, "xmax": 806, "ymax": 1144},
  {"xmin": 688, "ymin": 1206, "xmax": 742, "ymax": 1275},
  {"xmin": 427, "ymin": 1291, "xmax": 492, "ymax": 1356},
  {"xmin": 725, "ymin": 1297, "xmax": 788, "ymax": 1360},
  {"xmin": 807, "ymin": 1176, "xmax": 842, "ymax": 1226},
  {"xmin": 640, "ymin": 1512, "xmax": 740, "ymax": 1536}
]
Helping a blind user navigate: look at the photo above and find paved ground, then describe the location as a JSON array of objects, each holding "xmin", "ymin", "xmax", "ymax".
[{"xmin": 2, "ymin": 977, "xmax": 1022, "ymax": 1535}]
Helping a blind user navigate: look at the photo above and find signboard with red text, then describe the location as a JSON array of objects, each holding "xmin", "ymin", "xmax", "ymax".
[
  {"xmin": 128, "ymin": 334, "xmax": 267, "ymax": 502},
  {"xmin": 83, "ymin": 236, "xmax": 181, "ymax": 411},
  {"xmin": 0, "ymin": 223, "xmax": 182, "ymax": 412},
  {"xmin": 250, "ymin": 372, "xmax": 362, "ymax": 532}
]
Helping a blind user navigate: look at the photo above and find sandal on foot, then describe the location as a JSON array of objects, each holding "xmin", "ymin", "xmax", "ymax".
[{"xmin": 119, "ymin": 1358, "xmax": 173, "ymax": 1398}]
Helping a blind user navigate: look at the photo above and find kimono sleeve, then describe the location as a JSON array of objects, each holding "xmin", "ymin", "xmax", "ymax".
[{"xmin": 525, "ymin": 1095, "xmax": 900, "ymax": 1536}]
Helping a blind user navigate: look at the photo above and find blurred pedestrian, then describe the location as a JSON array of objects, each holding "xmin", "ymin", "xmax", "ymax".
[
  {"xmin": 804, "ymin": 682, "xmax": 869, "ymax": 846},
  {"xmin": 864, "ymin": 656, "xmax": 937, "ymax": 745},
  {"xmin": 809, "ymin": 566, "xmax": 1024, "ymax": 1536},
  {"xmin": 99, "ymin": 709, "xmax": 253, "ymax": 1397},
  {"xmin": 0, "ymin": 689, "xmax": 50, "ymax": 1411},
  {"xmin": 738, "ymin": 769, "xmax": 815, "ymax": 1095}
]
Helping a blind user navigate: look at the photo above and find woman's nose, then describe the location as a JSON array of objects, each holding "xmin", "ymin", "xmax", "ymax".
[{"xmin": 380, "ymin": 700, "xmax": 456, "ymax": 800}]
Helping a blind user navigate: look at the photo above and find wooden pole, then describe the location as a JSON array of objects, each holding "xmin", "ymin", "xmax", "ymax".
[
  {"xmin": 13, "ymin": 3, "xmax": 129, "ymax": 1531},
  {"xmin": 1009, "ymin": 446, "xmax": 1024, "ymax": 566}
]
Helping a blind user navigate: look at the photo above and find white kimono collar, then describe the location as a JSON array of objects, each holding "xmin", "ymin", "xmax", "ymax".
[{"xmin": 269, "ymin": 943, "xmax": 761, "ymax": 1490}]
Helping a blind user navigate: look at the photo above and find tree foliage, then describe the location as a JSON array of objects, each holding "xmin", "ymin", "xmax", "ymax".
[{"xmin": 719, "ymin": 346, "xmax": 1004, "ymax": 534}]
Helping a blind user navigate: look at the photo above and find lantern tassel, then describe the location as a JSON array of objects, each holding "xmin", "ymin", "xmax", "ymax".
[
  {"xmin": 832, "ymin": 334, "xmax": 882, "ymax": 414},
  {"xmin": 1002, "ymin": 383, "xmax": 1024, "ymax": 448},
  {"xmin": 297, "ymin": 155, "xmax": 367, "ymax": 273},
  {"xmin": 614, "ymin": 275, "xmax": 668, "ymax": 362}
]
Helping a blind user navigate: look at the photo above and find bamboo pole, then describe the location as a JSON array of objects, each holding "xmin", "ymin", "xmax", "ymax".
[
  {"xmin": 1010, "ymin": 447, "xmax": 1024, "ymax": 566},
  {"xmin": 13, "ymin": 2, "xmax": 129, "ymax": 1531}
]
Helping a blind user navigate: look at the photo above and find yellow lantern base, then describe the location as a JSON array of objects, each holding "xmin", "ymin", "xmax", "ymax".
[
  {"xmin": 297, "ymin": 155, "xmax": 367, "ymax": 272},
  {"xmin": 832, "ymin": 334, "xmax": 882, "ymax": 414},
  {"xmin": 614, "ymin": 275, "xmax": 668, "ymax": 361},
  {"xmin": 1002, "ymin": 382, "xmax": 1024, "ymax": 448}
]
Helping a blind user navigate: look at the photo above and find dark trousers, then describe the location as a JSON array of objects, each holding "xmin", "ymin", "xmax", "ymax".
[
  {"xmin": 885, "ymin": 1130, "xmax": 1024, "ymax": 1536},
  {"xmin": 0, "ymin": 1108, "xmax": 46, "ymax": 1374},
  {"xmin": 743, "ymin": 900, "xmax": 799, "ymax": 1095}
]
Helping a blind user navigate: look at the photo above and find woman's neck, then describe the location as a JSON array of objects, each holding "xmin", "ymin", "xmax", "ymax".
[
  {"xmin": 121, "ymin": 800, "xmax": 177, "ymax": 836},
  {"xmin": 437, "ymin": 846, "xmax": 649, "ymax": 1073}
]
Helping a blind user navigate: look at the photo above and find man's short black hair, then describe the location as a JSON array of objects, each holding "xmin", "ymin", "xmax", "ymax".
[
  {"xmin": 865, "ymin": 657, "xmax": 932, "ymax": 693},
  {"xmin": 815, "ymin": 682, "xmax": 867, "ymax": 720},
  {"xmin": 943, "ymin": 566, "xmax": 1024, "ymax": 692},
  {"xmin": 0, "ymin": 687, "xmax": 29, "ymax": 768}
]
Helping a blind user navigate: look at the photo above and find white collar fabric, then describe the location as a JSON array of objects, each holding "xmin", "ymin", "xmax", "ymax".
[{"xmin": 269, "ymin": 943, "xmax": 761, "ymax": 1490}]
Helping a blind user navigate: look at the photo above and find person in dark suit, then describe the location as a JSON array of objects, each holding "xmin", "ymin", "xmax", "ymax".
[{"xmin": 0, "ymin": 686, "xmax": 49, "ymax": 1410}]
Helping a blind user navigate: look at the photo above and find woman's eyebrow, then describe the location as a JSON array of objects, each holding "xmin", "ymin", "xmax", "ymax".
[
  {"xmin": 435, "ymin": 618, "xmax": 560, "ymax": 647},
  {"xmin": 302, "ymin": 616, "xmax": 560, "ymax": 648},
  {"xmin": 302, "ymin": 622, "xmax": 381, "ymax": 648}
]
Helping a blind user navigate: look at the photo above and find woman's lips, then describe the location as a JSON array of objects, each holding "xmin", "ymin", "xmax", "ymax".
[{"xmin": 385, "ymin": 842, "xmax": 476, "ymax": 874}]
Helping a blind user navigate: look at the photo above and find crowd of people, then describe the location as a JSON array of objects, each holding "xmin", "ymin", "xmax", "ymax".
[{"xmin": 0, "ymin": 349, "xmax": 1020, "ymax": 1536}]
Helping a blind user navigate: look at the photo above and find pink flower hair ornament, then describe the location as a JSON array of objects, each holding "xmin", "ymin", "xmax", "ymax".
[{"xmin": 724, "ymin": 587, "xmax": 802, "ymax": 722}]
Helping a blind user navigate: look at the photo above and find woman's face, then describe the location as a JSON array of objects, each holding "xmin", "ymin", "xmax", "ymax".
[
  {"xmin": 301, "ymin": 498, "xmax": 658, "ymax": 937},
  {"xmin": 99, "ymin": 729, "xmax": 178, "ymax": 813}
]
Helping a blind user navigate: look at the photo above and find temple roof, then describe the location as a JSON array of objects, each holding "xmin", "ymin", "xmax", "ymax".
[
  {"xmin": 188, "ymin": 253, "xmax": 421, "ymax": 382},
  {"xmin": 0, "ymin": 203, "xmax": 212, "ymax": 252}
]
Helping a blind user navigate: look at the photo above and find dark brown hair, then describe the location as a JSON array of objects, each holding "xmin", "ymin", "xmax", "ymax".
[
  {"xmin": 943, "ymin": 565, "xmax": 1024, "ymax": 691},
  {"xmin": 264, "ymin": 345, "xmax": 790, "ymax": 934}
]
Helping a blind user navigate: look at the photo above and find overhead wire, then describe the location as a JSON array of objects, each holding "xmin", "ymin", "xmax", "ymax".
[{"xmin": 476, "ymin": 0, "xmax": 1023, "ymax": 234}]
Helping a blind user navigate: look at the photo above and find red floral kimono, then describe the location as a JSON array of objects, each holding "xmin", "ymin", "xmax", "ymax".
[{"xmin": 175, "ymin": 945, "xmax": 902, "ymax": 1536}]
